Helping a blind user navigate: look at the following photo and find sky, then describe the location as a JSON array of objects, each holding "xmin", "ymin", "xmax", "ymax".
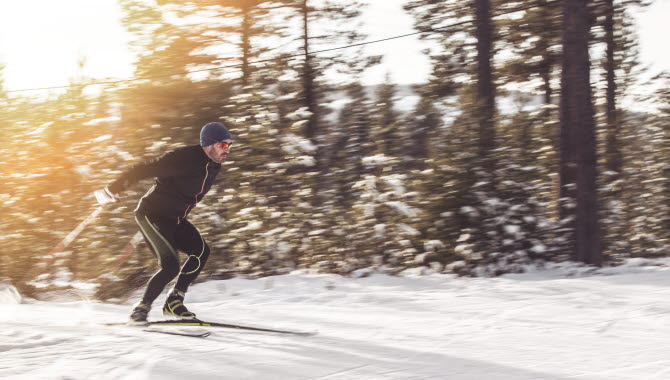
[
  {"xmin": 0, "ymin": 0, "xmax": 667, "ymax": 94},
  {"xmin": 3, "ymin": 258, "xmax": 670, "ymax": 379},
  {"xmin": 0, "ymin": 0, "xmax": 134, "ymax": 93}
]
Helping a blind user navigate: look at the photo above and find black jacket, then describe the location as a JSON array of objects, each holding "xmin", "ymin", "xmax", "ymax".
[{"xmin": 108, "ymin": 145, "xmax": 221, "ymax": 220}]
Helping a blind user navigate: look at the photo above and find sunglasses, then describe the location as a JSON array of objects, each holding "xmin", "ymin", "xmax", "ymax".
[{"xmin": 205, "ymin": 137, "xmax": 233, "ymax": 149}]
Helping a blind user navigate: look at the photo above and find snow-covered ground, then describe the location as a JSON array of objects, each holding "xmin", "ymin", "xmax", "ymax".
[{"xmin": 2, "ymin": 259, "xmax": 670, "ymax": 380}]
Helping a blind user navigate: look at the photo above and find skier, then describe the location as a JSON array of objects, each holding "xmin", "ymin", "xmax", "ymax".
[{"xmin": 94, "ymin": 122, "xmax": 232, "ymax": 323}]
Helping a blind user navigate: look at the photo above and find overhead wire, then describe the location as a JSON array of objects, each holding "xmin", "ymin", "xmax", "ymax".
[{"xmin": 5, "ymin": 0, "xmax": 562, "ymax": 94}]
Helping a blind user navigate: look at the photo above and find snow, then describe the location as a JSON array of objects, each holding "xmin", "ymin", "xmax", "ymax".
[
  {"xmin": 385, "ymin": 201, "xmax": 419, "ymax": 217},
  {"xmin": 230, "ymin": 221, "xmax": 263, "ymax": 234},
  {"xmin": 3, "ymin": 261, "xmax": 670, "ymax": 379},
  {"xmin": 74, "ymin": 165, "xmax": 93, "ymax": 178},
  {"xmin": 504, "ymin": 225, "xmax": 521, "ymax": 235},
  {"xmin": 280, "ymin": 134, "xmax": 318, "ymax": 155},
  {"xmin": 361, "ymin": 154, "xmax": 393, "ymax": 167},
  {"xmin": 25, "ymin": 122, "xmax": 53, "ymax": 136}
]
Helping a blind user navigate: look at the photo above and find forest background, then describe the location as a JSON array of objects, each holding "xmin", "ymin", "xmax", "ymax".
[{"xmin": 0, "ymin": 0, "xmax": 668, "ymax": 301}]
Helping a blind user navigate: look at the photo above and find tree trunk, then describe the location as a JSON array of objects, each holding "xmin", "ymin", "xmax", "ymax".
[
  {"xmin": 560, "ymin": 0, "xmax": 602, "ymax": 265},
  {"xmin": 604, "ymin": 0, "xmax": 622, "ymax": 177},
  {"xmin": 541, "ymin": 64, "xmax": 552, "ymax": 105},
  {"xmin": 474, "ymin": 0, "xmax": 496, "ymax": 169},
  {"xmin": 301, "ymin": 0, "xmax": 318, "ymax": 142},
  {"xmin": 240, "ymin": 4, "xmax": 252, "ymax": 87},
  {"xmin": 299, "ymin": 0, "xmax": 325, "ymax": 206},
  {"xmin": 538, "ymin": 0, "xmax": 553, "ymax": 106}
]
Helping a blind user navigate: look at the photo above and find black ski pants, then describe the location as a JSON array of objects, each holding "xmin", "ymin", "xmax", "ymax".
[{"xmin": 134, "ymin": 212, "xmax": 210, "ymax": 306}]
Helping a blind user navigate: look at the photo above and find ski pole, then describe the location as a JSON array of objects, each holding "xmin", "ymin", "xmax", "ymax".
[
  {"xmin": 47, "ymin": 205, "xmax": 106, "ymax": 256},
  {"xmin": 114, "ymin": 231, "xmax": 143, "ymax": 269},
  {"xmin": 34, "ymin": 205, "xmax": 106, "ymax": 275}
]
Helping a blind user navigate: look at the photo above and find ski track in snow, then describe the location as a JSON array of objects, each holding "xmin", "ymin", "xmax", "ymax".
[{"xmin": 2, "ymin": 263, "xmax": 670, "ymax": 380}]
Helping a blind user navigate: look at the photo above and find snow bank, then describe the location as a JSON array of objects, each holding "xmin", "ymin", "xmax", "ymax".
[
  {"xmin": 3, "ymin": 259, "xmax": 670, "ymax": 379},
  {"xmin": 0, "ymin": 283, "xmax": 21, "ymax": 304}
]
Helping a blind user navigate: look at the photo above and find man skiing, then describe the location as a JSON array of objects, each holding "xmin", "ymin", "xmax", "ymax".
[{"xmin": 94, "ymin": 122, "xmax": 232, "ymax": 323}]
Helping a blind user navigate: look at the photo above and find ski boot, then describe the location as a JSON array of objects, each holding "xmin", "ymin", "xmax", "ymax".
[
  {"xmin": 162, "ymin": 289, "xmax": 197, "ymax": 319},
  {"xmin": 129, "ymin": 302, "xmax": 151, "ymax": 325}
]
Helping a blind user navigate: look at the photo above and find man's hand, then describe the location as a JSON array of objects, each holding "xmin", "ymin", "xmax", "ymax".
[{"xmin": 94, "ymin": 187, "xmax": 117, "ymax": 206}]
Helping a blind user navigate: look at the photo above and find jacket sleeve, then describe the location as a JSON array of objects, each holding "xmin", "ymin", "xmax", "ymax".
[{"xmin": 107, "ymin": 149, "xmax": 188, "ymax": 194}]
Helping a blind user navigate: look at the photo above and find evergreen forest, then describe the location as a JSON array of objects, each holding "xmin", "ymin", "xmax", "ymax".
[{"xmin": 0, "ymin": 0, "xmax": 668, "ymax": 301}]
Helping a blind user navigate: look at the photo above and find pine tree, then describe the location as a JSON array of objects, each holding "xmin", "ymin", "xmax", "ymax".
[
  {"xmin": 158, "ymin": 0, "xmax": 293, "ymax": 87},
  {"xmin": 346, "ymin": 168, "xmax": 424, "ymax": 275},
  {"xmin": 590, "ymin": 0, "xmax": 648, "ymax": 182},
  {"xmin": 406, "ymin": 0, "xmax": 509, "ymax": 275},
  {"xmin": 404, "ymin": 0, "xmax": 499, "ymax": 174},
  {"xmin": 621, "ymin": 113, "xmax": 669, "ymax": 257},
  {"xmin": 559, "ymin": 0, "xmax": 602, "ymax": 265},
  {"xmin": 497, "ymin": 0, "xmax": 562, "ymax": 105},
  {"xmin": 591, "ymin": 0, "xmax": 648, "ymax": 259},
  {"xmin": 119, "ymin": 0, "xmax": 218, "ymax": 82},
  {"xmin": 277, "ymin": 0, "xmax": 379, "ymax": 208},
  {"xmin": 373, "ymin": 75, "xmax": 401, "ymax": 158},
  {"xmin": 474, "ymin": 0, "xmax": 496, "ymax": 173},
  {"xmin": 285, "ymin": 0, "xmax": 373, "ymax": 142},
  {"xmin": 404, "ymin": 90, "xmax": 441, "ymax": 170},
  {"xmin": 415, "ymin": 112, "xmax": 477, "ymax": 273},
  {"xmin": 620, "ymin": 74, "xmax": 670, "ymax": 258},
  {"xmin": 328, "ymin": 81, "xmax": 374, "ymax": 206},
  {"xmin": 661, "ymin": 77, "xmax": 670, "ymax": 247},
  {"xmin": 196, "ymin": 88, "xmax": 320, "ymax": 276}
]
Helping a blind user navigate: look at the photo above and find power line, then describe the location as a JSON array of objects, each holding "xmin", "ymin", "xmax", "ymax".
[{"xmin": 5, "ymin": 0, "xmax": 561, "ymax": 94}]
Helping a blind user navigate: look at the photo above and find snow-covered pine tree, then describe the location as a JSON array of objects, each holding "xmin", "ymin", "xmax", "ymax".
[
  {"xmin": 346, "ymin": 159, "xmax": 424, "ymax": 275},
  {"xmin": 200, "ymin": 89, "xmax": 319, "ymax": 277},
  {"xmin": 619, "ymin": 80, "xmax": 670, "ymax": 257},
  {"xmin": 559, "ymin": 0, "xmax": 602, "ymax": 265},
  {"xmin": 373, "ymin": 75, "xmax": 401, "ymax": 159},
  {"xmin": 327, "ymin": 81, "xmax": 375, "ymax": 207},
  {"xmin": 592, "ymin": 0, "xmax": 648, "ymax": 261},
  {"xmin": 404, "ymin": 91, "xmax": 442, "ymax": 171},
  {"xmin": 497, "ymin": 0, "xmax": 562, "ymax": 106}
]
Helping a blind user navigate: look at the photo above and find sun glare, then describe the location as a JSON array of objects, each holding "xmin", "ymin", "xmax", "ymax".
[{"xmin": 0, "ymin": 0, "xmax": 134, "ymax": 93}]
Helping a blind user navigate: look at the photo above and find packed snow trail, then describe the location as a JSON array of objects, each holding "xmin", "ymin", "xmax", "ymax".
[{"xmin": 2, "ymin": 260, "xmax": 670, "ymax": 379}]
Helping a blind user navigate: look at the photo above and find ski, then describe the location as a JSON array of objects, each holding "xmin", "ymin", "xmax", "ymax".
[
  {"xmin": 143, "ymin": 327, "xmax": 211, "ymax": 338},
  {"xmin": 145, "ymin": 319, "xmax": 317, "ymax": 336},
  {"xmin": 104, "ymin": 319, "xmax": 316, "ymax": 336},
  {"xmin": 103, "ymin": 322, "xmax": 212, "ymax": 338}
]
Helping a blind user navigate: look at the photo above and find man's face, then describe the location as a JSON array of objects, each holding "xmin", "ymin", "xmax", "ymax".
[{"xmin": 203, "ymin": 140, "xmax": 233, "ymax": 163}]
